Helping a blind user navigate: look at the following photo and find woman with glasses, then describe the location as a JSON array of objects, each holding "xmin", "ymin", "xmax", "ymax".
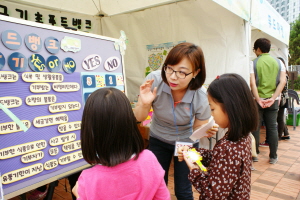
[{"xmin": 134, "ymin": 42, "xmax": 217, "ymax": 200}]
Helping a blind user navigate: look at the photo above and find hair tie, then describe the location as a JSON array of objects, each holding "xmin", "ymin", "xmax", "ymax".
[{"xmin": 216, "ymin": 75, "xmax": 220, "ymax": 79}]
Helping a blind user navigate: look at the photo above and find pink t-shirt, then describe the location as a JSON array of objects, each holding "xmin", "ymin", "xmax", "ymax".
[{"xmin": 77, "ymin": 149, "xmax": 170, "ymax": 200}]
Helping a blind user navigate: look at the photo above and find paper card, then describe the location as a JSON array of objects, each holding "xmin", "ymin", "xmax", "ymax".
[
  {"xmin": 174, "ymin": 141, "xmax": 193, "ymax": 156},
  {"xmin": 189, "ymin": 117, "xmax": 215, "ymax": 142},
  {"xmin": 0, "ymin": 172, "xmax": 3, "ymax": 200}
]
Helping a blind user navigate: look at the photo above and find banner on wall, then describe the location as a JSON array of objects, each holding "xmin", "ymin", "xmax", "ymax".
[
  {"xmin": 251, "ymin": 0, "xmax": 290, "ymax": 45},
  {"xmin": 0, "ymin": 15, "xmax": 125, "ymax": 199},
  {"xmin": 0, "ymin": 1, "xmax": 101, "ymax": 34},
  {"xmin": 145, "ymin": 41, "xmax": 185, "ymax": 77}
]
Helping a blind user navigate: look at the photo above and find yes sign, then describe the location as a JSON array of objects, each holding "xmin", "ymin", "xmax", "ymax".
[{"xmin": 82, "ymin": 54, "xmax": 101, "ymax": 71}]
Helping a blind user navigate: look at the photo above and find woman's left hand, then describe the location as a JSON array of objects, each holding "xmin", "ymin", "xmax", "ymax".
[{"xmin": 205, "ymin": 124, "xmax": 219, "ymax": 138}]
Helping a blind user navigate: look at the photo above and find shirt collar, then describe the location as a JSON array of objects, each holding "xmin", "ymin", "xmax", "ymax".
[{"xmin": 162, "ymin": 82, "xmax": 196, "ymax": 103}]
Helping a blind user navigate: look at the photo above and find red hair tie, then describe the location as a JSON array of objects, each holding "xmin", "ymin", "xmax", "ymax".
[{"xmin": 216, "ymin": 75, "xmax": 220, "ymax": 79}]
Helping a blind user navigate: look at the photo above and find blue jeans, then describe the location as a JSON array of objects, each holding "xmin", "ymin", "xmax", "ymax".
[
  {"xmin": 149, "ymin": 137, "xmax": 195, "ymax": 200},
  {"xmin": 252, "ymin": 101, "xmax": 278, "ymax": 159}
]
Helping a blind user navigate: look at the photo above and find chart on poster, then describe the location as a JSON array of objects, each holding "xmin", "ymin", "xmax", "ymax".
[{"xmin": 0, "ymin": 15, "xmax": 126, "ymax": 198}]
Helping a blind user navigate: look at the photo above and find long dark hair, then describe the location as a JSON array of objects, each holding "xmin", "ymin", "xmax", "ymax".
[
  {"xmin": 161, "ymin": 42, "xmax": 206, "ymax": 90},
  {"xmin": 81, "ymin": 88, "xmax": 144, "ymax": 166},
  {"xmin": 207, "ymin": 74, "xmax": 258, "ymax": 142}
]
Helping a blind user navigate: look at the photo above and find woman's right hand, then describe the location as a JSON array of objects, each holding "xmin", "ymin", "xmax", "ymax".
[{"xmin": 139, "ymin": 79, "xmax": 157, "ymax": 105}]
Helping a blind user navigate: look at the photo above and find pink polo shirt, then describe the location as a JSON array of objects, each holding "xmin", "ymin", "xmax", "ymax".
[{"xmin": 77, "ymin": 149, "xmax": 170, "ymax": 200}]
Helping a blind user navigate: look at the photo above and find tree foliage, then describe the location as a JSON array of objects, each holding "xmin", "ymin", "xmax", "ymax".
[{"xmin": 289, "ymin": 16, "xmax": 300, "ymax": 65}]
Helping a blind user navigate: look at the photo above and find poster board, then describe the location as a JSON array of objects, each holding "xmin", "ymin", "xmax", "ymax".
[{"xmin": 0, "ymin": 15, "xmax": 126, "ymax": 199}]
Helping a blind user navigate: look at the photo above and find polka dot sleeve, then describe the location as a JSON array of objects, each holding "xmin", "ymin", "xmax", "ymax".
[{"xmin": 188, "ymin": 136, "xmax": 252, "ymax": 199}]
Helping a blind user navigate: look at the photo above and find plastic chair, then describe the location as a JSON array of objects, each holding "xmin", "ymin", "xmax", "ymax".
[{"xmin": 287, "ymin": 89, "xmax": 300, "ymax": 130}]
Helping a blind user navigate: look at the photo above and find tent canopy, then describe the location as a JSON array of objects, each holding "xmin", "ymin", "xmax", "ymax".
[{"xmin": 3, "ymin": 0, "xmax": 187, "ymax": 16}]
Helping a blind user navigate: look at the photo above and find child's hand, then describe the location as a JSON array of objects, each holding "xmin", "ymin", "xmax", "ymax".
[
  {"xmin": 205, "ymin": 124, "xmax": 219, "ymax": 138},
  {"xmin": 177, "ymin": 145, "xmax": 190, "ymax": 162},
  {"xmin": 183, "ymin": 151, "xmax": 200, "ymax": 171}
]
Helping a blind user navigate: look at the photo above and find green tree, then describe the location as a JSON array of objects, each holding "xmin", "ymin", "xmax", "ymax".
[{"xmin": 289, "ymin": 16, "xmax": 300, "ymax": 65}]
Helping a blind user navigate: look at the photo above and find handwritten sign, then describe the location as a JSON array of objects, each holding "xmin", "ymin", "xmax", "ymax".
[
  {"xmin": 0, "ymin": 120, "xmax": 31, "ymax": 134},
  {"xmin": 1, "ymin": 163, "xmax": 44, "ymax": 184},
  {"xmin": 0, "ymin": 71, "xmax": 19, "ymax": 82},
  {"xmin": 52, "ymin": 82, "xmax": 80, "ymax": 92},
  {"xmin": 0, "ymin": 140, "xmax": 47, "ymax": 159},
  {"xmin": 21, "ymin": 151, "xmax": 44, "ymax": 163},
  {"xmin": 30, "ymin": 83, "xmax": 51, "ymax": 93},
  {"xmin": 48, "ymin": 147, "xmax": 59, "ymax": 156},
  {"xmin": 44, "ymin": 159, "xmax": 58, "ymax": 170},
  {"xmin": 58, "ymin": 150, "xmax": 83, "ymax": 165},
  {"xmin": 57, "ymin": 121, "xmax": 81, "ymax": 133},
  {"xmin": 22, "ymin": 72, "xmax": 64, "ymax": 82},
  {"xmin": 0, "ymin": 97, "xmax": 22, "ymax": 108},
  {"xmin": 49, "ymin": 102, "xmax": 81, "ymax": 113},
  {"xmin": 26, "ymin": 94, "xmax": 56, "ymax": 106},
  {"xmin": 33, "ymin": 113, "xmax": 68, "ymax": 128},
  {"xmin": 62, "ymin": 140, "xmax": 81, "ymax": 152},
  {"xmin": 49, "ymin": 133, "xmax": 76, "ymax": 146}
]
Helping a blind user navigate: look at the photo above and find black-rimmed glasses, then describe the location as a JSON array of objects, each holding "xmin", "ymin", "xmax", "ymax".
[{"xmin": 164, "ymin": 65, "xmax": 193, "ymax": 79}]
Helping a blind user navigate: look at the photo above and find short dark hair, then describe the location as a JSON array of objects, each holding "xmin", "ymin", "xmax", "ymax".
[
  {"xmin": 161, "ymin": 42, "xmax": 206, "ymax": 90},
  {"xmin": 207, "ymin": 73, "xmax": 258, "ymax": 142},
  {"xmin": 253, "ymin": 38, "xmax": 271, "ymax": 53},
  {"xmin": 81, "ymin": 88, "xmax": 144, "ymax": 166}
]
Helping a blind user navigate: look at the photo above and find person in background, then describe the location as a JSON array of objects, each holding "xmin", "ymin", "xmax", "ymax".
[
  {"xmin": 258, "ymin": 57, "xmax": 291, "ymax": 147},
  {"xmin": 250, "ymin": 38, "xmax": 286, "ymax": 164},
  {"xmin": 178, "ymin": 73, "xmax": 258, "ymax": 199},
  {"xmin": 277, "ymin": 57, "xmax": 290, "ymax": 140},
  {"xmin": 134, "ymin": 42, "xmax": 218, "ymax": 200},
  {"xmin": 72, "ymin": 88, "xmax": 170, "ymax": 200}
]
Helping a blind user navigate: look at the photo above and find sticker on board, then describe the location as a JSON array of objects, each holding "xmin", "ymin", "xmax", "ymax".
[
  {"xmin": 0, "ymin": 96, "xmax": 22, "ymax": 109},
  {"xmin": 46, "ymin": 56, "xmax": 61, "ymax": 72},
  {"xmin": 0, "ymin": 52, "xmax": 5, "ymax": 70},
  {"xmin": 104, "ymin": 56, "xmax": 120, "ymax": 72},
  {"xmin": 45, "ymin": 36, "xmax": 60, "ymax": 54},
  {"xmin": 28, "ymin": 54, "xmax": 46, "ymax": 72},
  {"xmin": 44, "ymin": 159, "xmax": 58, "ymax": 170},
  {"xmin": 61, "ymin": 36, "xmax": 81, "ymax": 53},
  {"xmin": 84, "ymin": 93, "xmax": 92, "ymax": 102},
  {"xmin": 25, "ymin": 33, "xmax": 42, "ymax": 52},
  {"xmin": 8, "ymin": 52, "xmax": 28, "ymax": 72},
  {"xmin": 82, "ymin": 54, "xmax": 101, "ymax": 71},
  {"xmin": 62, "ymin": 57, "xmax": 76, "ymax": 74},
  {"xmin": 82, "ymin": 75, "xmax": 96, "ymax": 88},
  {"xmin": 0, "ymin": 71, "xmax": 19, "ymax": 82},
  {"xmin": 1, "ymin": 30, "xmax": 22, "ymax": 50},
  {"xmin": 105, "ymin": 74, "xmax": 116, "ymax": 87},
  {"xmin": 49, "ymin": 147, "xmax": 59, "ymax": 156}
]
